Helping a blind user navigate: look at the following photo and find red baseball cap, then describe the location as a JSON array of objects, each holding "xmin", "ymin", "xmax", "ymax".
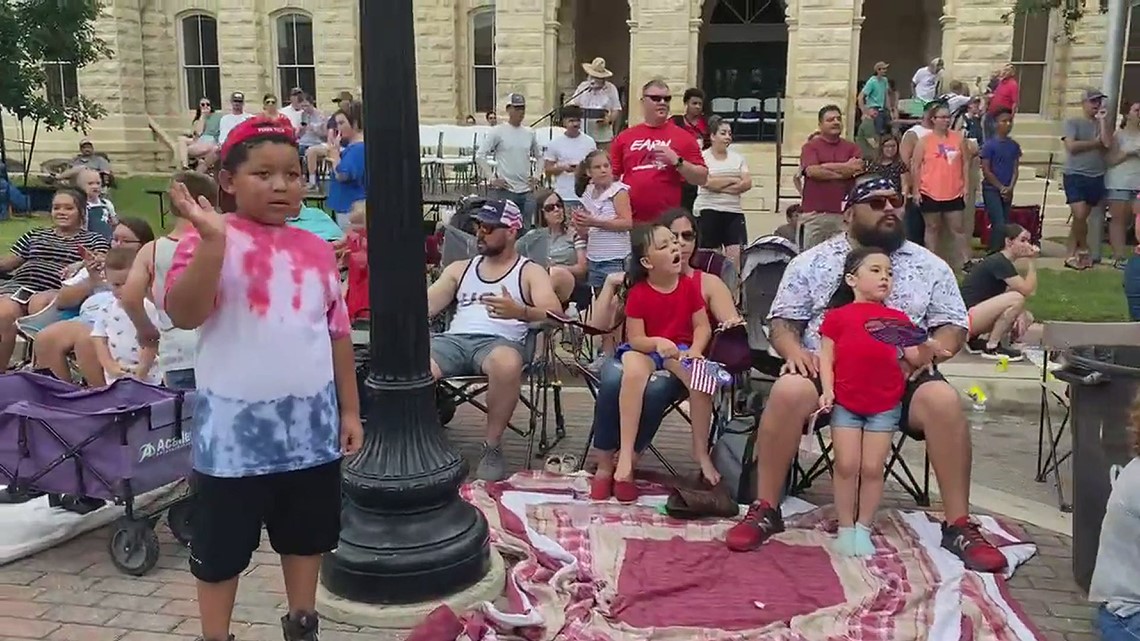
[{"xmin": 220, "ymin": 116, "xmax": 297, "ymax": 164}]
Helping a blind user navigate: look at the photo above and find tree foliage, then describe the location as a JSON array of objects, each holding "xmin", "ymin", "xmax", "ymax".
[
  {"xmin": 1004, "ymin": 0, "xmax": 1110, "ymax": 41},
  {"xmin": 0, "ymin": 0, "xmax": 113, "ymax": 132}
]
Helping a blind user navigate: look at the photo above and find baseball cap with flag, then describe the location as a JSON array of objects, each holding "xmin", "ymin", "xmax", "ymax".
[
  {"xmin": 474, "ymin": 199, "xmax": 523, "ymax": 230},
  {"xmin": 220, "ymin": 117, "xmax": 297, "ymax": 164}
]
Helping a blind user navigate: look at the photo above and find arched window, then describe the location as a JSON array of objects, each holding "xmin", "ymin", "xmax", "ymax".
[
  {"xmin": 471, "ymin": 8, "xmax": 496, "ymax": 114},
  {"xmin": 276, "ymin": 12, "xmax": 316, "ymax": 100},
  {"xmin": 181, "ymin": 14, "xmax": 221, "ymax": 110},
  {"xmin": 1122, "ymin": 4, "xmax": 1140, "ymax": 108},
  {"xmin": 1010, "ymin": 11, "xmax": 1051, "ymax": 114}
]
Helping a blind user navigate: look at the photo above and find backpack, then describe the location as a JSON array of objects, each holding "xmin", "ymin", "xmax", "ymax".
[{"xmin": 712, "ymin": 415, "xmax": 759, "ymax": 504}]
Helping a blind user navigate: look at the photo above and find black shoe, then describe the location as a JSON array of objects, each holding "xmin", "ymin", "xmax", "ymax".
[
  {"xmin": 964, "ymin": 338, "xmax": 986, "ymax": 355},
  {"xmin": 0, "ymin": 487, "xmax": 44, "ymax": 504},
  {"xmin": 282, "ymin": 611, "xmax": 320, "ymax": 641},
  {"xmin": 980, "ymin": 344, "xmax": 1023, "ymax": 361}
]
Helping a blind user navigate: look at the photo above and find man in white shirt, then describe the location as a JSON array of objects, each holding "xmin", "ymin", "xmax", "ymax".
[
  {"xmin": 218, "ymin": 92, "xmax": 253, "ymax": 145},
  {"xmin": 569, "ymin": 57, "xmax": 623, "ymax": 148},
  {"xmin": 543, "ymin": 105, "xmax": 596, "ymax": 206},
  {"xmin": 912, "ymin": 58, "xmax": 944, "ymax": 103},
  {"xmin": 477, "ymin": 93, "xmax": 543, "ymax": 228},
  {"xmin": 279, "ymin": 87, "xmax": 306, "ymax": 130}
]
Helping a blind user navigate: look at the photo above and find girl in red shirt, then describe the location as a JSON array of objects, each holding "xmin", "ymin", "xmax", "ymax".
[
  {"xmin": 818, "ymin": 246, "xmax": 917, "ymax": 558},
  {"xmin": 594, "ymin": 223, "xmax": 714, "ymax": 503}
]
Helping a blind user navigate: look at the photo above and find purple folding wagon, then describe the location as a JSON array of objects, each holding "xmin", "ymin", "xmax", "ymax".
[{"xmin": 0, "ymin": 372, "xmax": 195, "ymax": 576}]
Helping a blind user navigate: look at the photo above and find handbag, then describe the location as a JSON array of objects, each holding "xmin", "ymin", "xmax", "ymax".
[
  {"xmin": 664, "ymin": 477, "xmax": 740, "ymax": 519},
  {"xmin": 711, "ymin": 416, "xmax": 759, "ymax": 504},
  {"xmin": 707, "ymin": 324, "xmax": 750, "ymax": 375}
]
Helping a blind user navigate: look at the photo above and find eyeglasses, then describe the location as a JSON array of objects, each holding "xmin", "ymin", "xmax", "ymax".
[
  {"xmin": 674, "ymin": 230, "xmax": 696, "ymax": 242},
  {"xmin": 265, "ymin": 100, "xmax": 277, "ymax": 106},
  {"xmin": 858, "ymin": 195, "xmax": 905, "ymax": 210},
  {"xmin": 643, "ymin": 95, "xmax": 672, "ymax": 103},
  {"xmin": 542, "ymin": 203, "xmax": 563, "ymax": 212},
  {"xmin": 200, "ymin": 102, "xmax": 211, "ymax": 108},
  {"xmin": 476, "ymin": 222, "xmax": 505, "ymax": 234}
]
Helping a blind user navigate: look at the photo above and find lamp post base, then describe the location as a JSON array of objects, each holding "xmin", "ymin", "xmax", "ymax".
[{"xmin": 317, "ymin": 547, "xmax": 505, "ymax": 628}]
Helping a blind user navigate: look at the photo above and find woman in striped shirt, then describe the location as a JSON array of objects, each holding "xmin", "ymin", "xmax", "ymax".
[{"xmin": 0, "ymin": 188, "xmax": 109, "ymax": 368}]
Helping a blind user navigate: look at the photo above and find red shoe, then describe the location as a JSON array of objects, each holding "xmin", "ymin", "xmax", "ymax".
[
  {"xmin": 941, "ymin": 516, "xmax": 1008, "ymax": 572},
  {"xmin": 589, "ymin": 475, "xmax": 613, "ymax": 500},
  {"xmin": 613, "ymin": 479, "xmax": 639, "ymax": 504},
  {"xmin": 725, "ymin": 501, "xmax": 784, "ymax": 552}
]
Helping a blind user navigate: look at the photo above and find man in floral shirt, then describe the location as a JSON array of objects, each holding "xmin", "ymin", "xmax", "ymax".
[{"xmin": 725, "ymin": 175, "xmax": 1010, "ymax": 574}]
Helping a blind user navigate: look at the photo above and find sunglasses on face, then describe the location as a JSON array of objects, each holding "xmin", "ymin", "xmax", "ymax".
[
  {"xmin": 858, "ymin": 195, "xmax": 905, "ymax": 210},
  {"xmin": 200, "ymin": 102, "xmax": 211, "ymax": 108},
  {"xmin": 542, "ymin": 202, "xmax": 563, "ymax": 213},
  {"xmin": 476, "ymin": 222, "xmax": 506, "ymax": 234},
  {"xmin": 674, "ymin": 230, "xmax": 696, "ymax": 242},
  {"xmin": 265, "ymin": 100, "xmax": 277, "ymax": 106},
  {"xmin": 643, "ymin": 95, "xmax": 672, "ymax": 103}
]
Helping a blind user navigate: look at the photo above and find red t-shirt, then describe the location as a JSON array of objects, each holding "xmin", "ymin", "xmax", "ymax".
[
  {"xmin": 610, "ymin": 122, "xmax": 706, "ymax": 223},
  {"xmin": 819, "ymin": 301, "xmax": 909, "ymax": 415},
  {"xmin": 988, "ymin": 77, "xmax": 1019, "ymax": 115},
  {"xmin": 624, "ymin": 276, "xmax": 706, "ymax": 347},
  {"xmin": 344, "ymin": 230, "xmax": 369, "ymax": 322},
  {"xmin": 800, "ymin": 136, "xmax": 861, "ymax": 214}
]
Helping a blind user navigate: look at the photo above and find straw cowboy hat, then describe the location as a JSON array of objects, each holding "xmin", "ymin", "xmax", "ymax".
[{"xmin": 582, "ymin": 57, "xmax": 614, "ymax": 79}]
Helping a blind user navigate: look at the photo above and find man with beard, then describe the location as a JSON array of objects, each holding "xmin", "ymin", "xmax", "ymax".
[
  {"xmin": 426, "ymin": 200, "xmax": 563, "ymax": 481},
  {"xmin": 724, "ymin": 175, "xmax": 1009, "ymax": 574}
]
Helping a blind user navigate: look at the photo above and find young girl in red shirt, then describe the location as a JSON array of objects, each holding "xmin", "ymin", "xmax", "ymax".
[
  {"xmin": 593, "ymin": 223, "xmax": 715, "ymax": 503},
  {"xmin": 818, "ymin": 246, "xmax": 917, "ymax": 558}
]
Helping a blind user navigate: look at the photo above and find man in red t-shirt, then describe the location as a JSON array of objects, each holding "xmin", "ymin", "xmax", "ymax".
[
  {"xmin": 799, "ymin": 105, "xmax": 862, "ymax": 249},
  {"xmin": 610, "ymin": 79, "xmax": 708, "ymax": 223}
]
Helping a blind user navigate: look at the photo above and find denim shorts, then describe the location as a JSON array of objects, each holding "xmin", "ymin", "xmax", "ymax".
[
  {"xmin": 588, "ymin": 258, "xmax": 625, "ymax": 289},
  {"xmin": 1106, "ymin": 188, "xmax": 1140, "ymax": 202},
  {"xmin": 830, "ymin": 403, "xmax": 902, "ymax": 433},
  {"xmin": 1097, "ymin": 605, "xmax": 1140, "ymax": 641},
  {"xmin": 1063, "ymin": 173, "xmax": 1107, "ymax": 206},
  {"xmin": 614, "ymin": 342, "xmax": 690, "ymax": 370}
]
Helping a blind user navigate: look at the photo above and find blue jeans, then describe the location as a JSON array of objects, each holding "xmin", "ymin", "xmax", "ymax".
[
  {"xmin": 1125, "ymin": 256, "xmax": 1140, "ymax": 321},
  {"xmin": 981, "ymin": 186, "xmax": 1011, "ymax": 252},
  {"xmin": 1098, "ymin": 605, "xmax": 1140, "ymax": 641}
]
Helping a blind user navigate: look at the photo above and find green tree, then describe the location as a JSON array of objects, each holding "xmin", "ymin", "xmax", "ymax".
[
  {"xmin": 0, "ymin": 0, "xmax": 113, "ymax": 140},
  {"xmin": 1005, "ymin": 0, "xmax": 1109, "ymax": 41}
]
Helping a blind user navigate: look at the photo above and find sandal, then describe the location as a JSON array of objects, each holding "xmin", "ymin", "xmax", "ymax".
[
  {"xmin": 613, "ymin": 479, "xmax": 639, "ymax": 504},
  {"xmin": 544, "ymin": 455, "xmax": 564, "ymax": 475},
  {"xmin": 558, "ymin": 454, "xmax": 580, "ymax": 473},
  {"xmin": 1063, "ymin": 257, "xmax": 1087, "ymax": 271}
]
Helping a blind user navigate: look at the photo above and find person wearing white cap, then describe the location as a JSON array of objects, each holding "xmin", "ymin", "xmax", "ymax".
[
  {"xmin": 912, "ymin": 58, "xmax": 944, "ymax": 104},
  {"xmin": 476, "ymin": 93, "xmax": 543, "ymax": 227},
  {"xmin": 568, "ymin": 57, "xmax": 623, "ymax": 147}
]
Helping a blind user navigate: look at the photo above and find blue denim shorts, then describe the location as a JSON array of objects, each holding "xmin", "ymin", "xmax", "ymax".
[
  {"xmin": 1106, "ymin": 188, "xmax": 1140, "ymax": 202},
  {"xmin": 614, "ymin": 343, "xmax": 690, "ymax": 370},
  {"xmin": 588, "ymin": 258, "xmax": 625, "ymax": 289},
  {"xmin": 830, "ymin": 403, "xmax": 902, "ymax": 433},
  {"xmin": 1098, "ymin": 605, "xmax": 1140, "ymax": 641},
  {"xmin": 1063, "ymin": 173, "xmax": 1106, "ymax": 206}
]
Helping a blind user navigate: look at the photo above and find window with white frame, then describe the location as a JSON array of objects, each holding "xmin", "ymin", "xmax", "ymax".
[
  {"xmin": 43, "ymin": 61, "xmax": 78, "ymax": 106},
  {"xmin": 471, "ymin": 9, "xmax": 496, "ymax": 114},
  {"xmin": 1010, "ymin": 11, "xmax": 1050, "ymax": 114},
  {"xmin": 276, "ymin": 13, "xmax": 316, "ymax": 101},
  {"xmin": 1122, "ymin": 5, "xmax": 1140, "ymax": 111},
  {"xmin": 181, "ymin": 14, "xmax": 221, "ymax": 110}
]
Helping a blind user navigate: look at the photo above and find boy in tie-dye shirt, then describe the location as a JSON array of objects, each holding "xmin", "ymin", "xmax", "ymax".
[{"xmin": 164, "ymin": 117, "xmax": 363, "ymax": 641}]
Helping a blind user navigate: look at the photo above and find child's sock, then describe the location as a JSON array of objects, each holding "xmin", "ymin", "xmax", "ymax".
[
  {"xmin": 833, "ymin": 526, "xmax": 858, "ymax": 557},
  {"xmin": 853, "ymin": 523, "xmax": 876, "ymax": 557}
]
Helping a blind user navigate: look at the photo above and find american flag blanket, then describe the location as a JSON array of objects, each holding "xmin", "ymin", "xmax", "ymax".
[{"xmin": 411, "ymin": 472, "xmax": 1042, "ymax": 641}]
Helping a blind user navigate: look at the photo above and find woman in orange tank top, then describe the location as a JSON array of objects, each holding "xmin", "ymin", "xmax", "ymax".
[{"xmin": 911, "ymin": 102, "xmax": 972, "ymax": 268}]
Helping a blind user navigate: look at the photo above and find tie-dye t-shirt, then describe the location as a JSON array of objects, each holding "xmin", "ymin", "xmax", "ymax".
[{"xmin": 166, "ymin": 215, "xmax": 351, "ymax": 478}]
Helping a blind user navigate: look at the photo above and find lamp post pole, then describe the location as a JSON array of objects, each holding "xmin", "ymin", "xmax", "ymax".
[
  {"xmin": 1102, "ymin": 0, "xmax": 1129, "ymax": 126},
  {"xmin": 319, "ymin": 0, "xmax": 493, "ymax": 605}
]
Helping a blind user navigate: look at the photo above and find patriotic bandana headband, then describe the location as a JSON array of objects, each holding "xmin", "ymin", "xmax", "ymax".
[{"xmin": 842, "ymin": 176, "xmax": 898, "ymax": 211}]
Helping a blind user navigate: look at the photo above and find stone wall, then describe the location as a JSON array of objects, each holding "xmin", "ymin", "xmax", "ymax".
[{"xmin": 783, "ymin": 0, "xmax": 855, "ymax": 146}]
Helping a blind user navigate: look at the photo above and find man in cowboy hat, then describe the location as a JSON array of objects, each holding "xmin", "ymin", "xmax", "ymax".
[{"xmin": 569, "ymin": 57, "xmax": 623, "ymax": 148}]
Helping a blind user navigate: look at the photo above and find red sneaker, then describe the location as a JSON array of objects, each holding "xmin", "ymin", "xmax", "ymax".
[
  {"xmin": 613, "ymin": 479, "xmax": 639, "ymax": 504},
  {"xmin": 941, "ymin": 516, "xmax": 1008, "ymax": 572},
  {"xmin": 589, "ymin": 475, "xmax": 613, "ymax": 500},
  {"xmin": 725, "ymin": 501, "xmax": 784, "ymax": 551}
]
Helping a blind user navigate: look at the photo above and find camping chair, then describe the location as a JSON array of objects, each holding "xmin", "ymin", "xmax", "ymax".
[
  {"xmin": 13, "ymin": 299, "xmax": 69, "ymax": 372},
  {"xmin": 1033, "ymin": 321, "xmax": 1140, "ymax": 512}
]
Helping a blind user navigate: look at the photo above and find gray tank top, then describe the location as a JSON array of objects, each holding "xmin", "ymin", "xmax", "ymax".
[{"xmin": 151, "ymin": 237, "xmax": 178, "ymax": 308}]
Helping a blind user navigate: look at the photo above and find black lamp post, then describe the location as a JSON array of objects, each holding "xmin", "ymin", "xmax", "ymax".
[{"xmin": 319, "ymin": 0, "xmax": 492, "ymax": 604}]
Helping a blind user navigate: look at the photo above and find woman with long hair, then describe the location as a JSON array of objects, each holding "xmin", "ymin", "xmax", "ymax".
[
  {"xmin": 693, "ymin": 116, "xmax": 752, "ymax": 268},
  {"xmin": 1105, "ymin": 101, "xmax": 1140, "ymax": 269},
  {"xmin": 866, "ymin": 133, "xmax": 909, "ymax": 195},
  {"xmin": 911, "ymin": 102, "xmax": 970, "ymax": 269},
  {"xmin": 520, "ymin": 188, "xmax": 587, "ymax": 304},
  {"xmin": 178, "ymin": 97, "xmax": 213, "ymax": 169}
]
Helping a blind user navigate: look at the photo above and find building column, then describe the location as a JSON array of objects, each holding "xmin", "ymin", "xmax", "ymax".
[
  {"xmin": 687, "ymin": 16, "xmax": 702, "ymax": 88},
  {"xmin": 626, "ymin": 16, "xmax": 642, "ymax": 125},
  {"xmin": 783, "ymin": 0, "xmax": 857, "ymax": 148},
  {"xmin": 847, "ymin": 16, "xmax": 865, "ymax": 129},
  {"xmin": 940, "ymin": 14, "xmax": 961, "ymax": 87},
  {"xmin": 544, "ymin": 20, "xmax": 561, "ymax": 112},
  {"xmin": 628, "ymin": 0, "xmax": 690, "ymax": 125},
  {"xmin": 495, "ymin": 0, "xmax": 549, "ymax": 116}
]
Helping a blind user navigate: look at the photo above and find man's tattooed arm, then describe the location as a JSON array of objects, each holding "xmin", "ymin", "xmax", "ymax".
[{"xmin": 768, "ymin": 318, "xmax": 808, "ymax": 359}]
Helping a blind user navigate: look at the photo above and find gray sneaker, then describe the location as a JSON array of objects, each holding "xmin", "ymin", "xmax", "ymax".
[
  {"xmin": 281, "ymin": 611, "xmax": 319, "ymax": 641},
  {"xmin": 475, "ymin": 442, "xmax": 507, "ymax": 481}
]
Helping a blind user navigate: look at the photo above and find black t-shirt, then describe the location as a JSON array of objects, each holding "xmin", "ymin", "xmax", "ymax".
[{"xmin": 960, "ymin": 252, "xmax": 1017, "ymax": 308}]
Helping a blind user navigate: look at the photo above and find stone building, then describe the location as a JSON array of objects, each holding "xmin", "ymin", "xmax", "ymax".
[{"xmin": 1, "ymin": 0, "xmax": 1127, "ymax": 184}]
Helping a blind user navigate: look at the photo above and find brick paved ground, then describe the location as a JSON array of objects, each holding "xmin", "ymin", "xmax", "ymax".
[{"xmin": 0, "ymin": 384, "xmax": 1095, "ymax": 641}]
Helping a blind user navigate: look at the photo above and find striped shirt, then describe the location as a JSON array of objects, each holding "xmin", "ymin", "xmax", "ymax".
[
  {"xmin": 9, "ymin": 228, "xmax": 110, "ymax": 293},
  {"xmin": 580, "ymin": 181, "xmax": 631, "ymax": 262}
]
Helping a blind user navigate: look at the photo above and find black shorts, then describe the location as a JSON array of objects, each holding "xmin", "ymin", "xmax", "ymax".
[
  {"xmin": 697, "ymin": 209, "xmax": 748, "ymax": 248},
  {"xmin": 919, "ymin": 196, "xmax": 966, "ymax": 214},
  {"xmin": 189, "ymin": 460, "xmax": 342, "ymax": 583},
  {"xmin": 810, "ymin": 368, "xmax": 946, "ymax": 440}
]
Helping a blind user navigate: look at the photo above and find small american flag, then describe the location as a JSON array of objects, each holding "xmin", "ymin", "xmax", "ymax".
[{"xmin": 685, "ymin": 357, "xmax": 728, "ymax": 395}]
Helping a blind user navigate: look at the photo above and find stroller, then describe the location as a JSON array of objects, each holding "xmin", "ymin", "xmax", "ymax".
[
  {"xmin": 0, "ymin": 372, "xmax": 195, "ymax": 576},
  {"xmin": 739, "ymin": 234, "xmax": 799, "ymax": 376}
]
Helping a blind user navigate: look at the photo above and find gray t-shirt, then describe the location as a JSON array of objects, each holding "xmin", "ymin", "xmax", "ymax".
[
  {"xmin": 1089, "ymin": 457, "xmax": 1140, "ymax": 617},
  {"xmin": 1062, "ymin": 117, "xmax": 1107, "ymax": 176},
  {"xmin": 1106, "ymin": 129, "xmax": 1140, "ymax": 191},
  {"xmin": 477, "ymin": 123, "xmax": 543, "ymax": 194}
]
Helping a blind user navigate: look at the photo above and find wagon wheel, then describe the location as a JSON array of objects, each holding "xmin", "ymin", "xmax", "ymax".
[
  {"xmin": 167, "ymin": 498, "xmax": 195, "ymax": 547},
  {"xmin": 107, "ymin": 518, "xmax": 160, "ymax": 576}
]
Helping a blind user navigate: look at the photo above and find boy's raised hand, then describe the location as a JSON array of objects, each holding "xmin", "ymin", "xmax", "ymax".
[{"xmin": 169, "ymin": 181, "xmax": 225, "ymax": 241}]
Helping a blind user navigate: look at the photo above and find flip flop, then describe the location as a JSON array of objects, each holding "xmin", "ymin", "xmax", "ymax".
[
  {"xmin": 559, "ymin": 454, "xmax": 580, "ymax": 473},
  {"xmin": 1063, "ymin": 258, "xmax": 1086, "ymax": 271},
  {"xmin": 544, "ymin": 455, "xmax": 564, "ymax": 474}
]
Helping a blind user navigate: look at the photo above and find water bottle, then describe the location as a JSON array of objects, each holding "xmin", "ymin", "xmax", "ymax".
[
  {"xmin": 563, "ymin": 302, "xmax": 582, "ymax": 354},
  {"xmin": 565, "ymin": 302, "xmax": 579, "ymax": 321},
  {"xmin": 965, "ymin": 385, "xmax": 987, "ymax": 431}
]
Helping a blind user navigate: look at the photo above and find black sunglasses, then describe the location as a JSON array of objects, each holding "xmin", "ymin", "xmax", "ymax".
[
  {"xmin": 858, "ymin": 195, "xmax": 905, "ymax": 210},
  {"xmin": 200, "ymin": 101, "xmax": 211, "ymax": 107},
  {"xmin": 643, "ymin": 95, "xmax": 672, "ymax": 103},
  {"xmin": 542, "ymin": 202, "xmax": 563, "ymax": 212},
  {"xmin": 674, "ymin": 230, "xmax": 696, "ymax": 242}
]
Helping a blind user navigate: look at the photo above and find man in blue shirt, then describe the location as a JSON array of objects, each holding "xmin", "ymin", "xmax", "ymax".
[{"xmin": 979, "ymin": 108, "xmax": 1023, "ymax": 252}]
